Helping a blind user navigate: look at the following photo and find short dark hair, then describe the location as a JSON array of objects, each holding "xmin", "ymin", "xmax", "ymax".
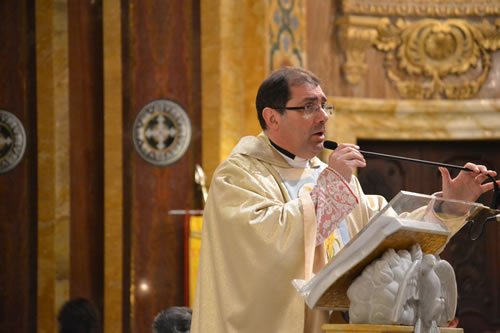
[
  {"xmin": 152, "ymin": 306, "xmax": 192, "ymax": 333},
  {"xmin": 255, "ymin": 66, "xmax": 321, "ymax": 130},
  {"xmin": 57, "ymin": 298, "xmax": 100, "ymax": 333}
]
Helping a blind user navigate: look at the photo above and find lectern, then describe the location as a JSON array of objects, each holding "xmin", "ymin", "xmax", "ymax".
[{"xmin": 294, "ymin": 191, "xmax": 497, "ymax": 333}]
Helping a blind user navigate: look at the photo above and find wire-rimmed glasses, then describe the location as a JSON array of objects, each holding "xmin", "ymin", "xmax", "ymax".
[{"xmin": 283, "ymin": 104, "xmax": 334, "ymax": 117}]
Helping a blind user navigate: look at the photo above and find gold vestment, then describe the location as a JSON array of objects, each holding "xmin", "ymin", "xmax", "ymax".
[{"xmin": 191, "ymin": 133, "xmax": 395, "ymax": 333}]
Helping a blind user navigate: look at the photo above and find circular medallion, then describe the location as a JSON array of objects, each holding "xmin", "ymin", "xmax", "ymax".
[
  {"xmin": 133, "ymin": 99, "xmax": 192, "ymax": 167},
  {"xmin": 0, "ymin": 110, "xmax": 27, "ymax": 174}
]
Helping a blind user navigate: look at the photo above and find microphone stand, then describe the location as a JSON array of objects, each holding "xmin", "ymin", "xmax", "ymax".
[
  {"xmin": 324, "ymin": 139, "xmax": 472, "ymax": 172},
  {"xmin": 358, "ymin": 148, "xmax": 500, "ymax": 209},
  {"xmin": 324, "ymin": 140, "xmax": 500, "ymax": 239},
  {"xmin": 358, "ymin": 149, "xmax": 471, "ymax": 172},
  {"xmin": 356, "ymin": 149, "xmax": 499, "ymax": 210}
]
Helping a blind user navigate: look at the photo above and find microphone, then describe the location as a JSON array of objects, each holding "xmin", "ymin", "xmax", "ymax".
[
  {"xmin": 323, "ymin": 140, "xmax": 472, "ymax": 172},
  {"xmin": 323, "ymin": 140, "xmax": 500, "ymax": 221}
]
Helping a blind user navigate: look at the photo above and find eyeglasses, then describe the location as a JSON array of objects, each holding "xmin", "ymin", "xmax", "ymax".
[{"xmin": 283, "ymin": 104, "xmax": 335, "ymax": 116}]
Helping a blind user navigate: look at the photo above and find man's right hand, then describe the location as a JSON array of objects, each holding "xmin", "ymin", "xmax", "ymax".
[{"xmin": 326, "ymin": 143, "xmax": 366, "ymax": 182}]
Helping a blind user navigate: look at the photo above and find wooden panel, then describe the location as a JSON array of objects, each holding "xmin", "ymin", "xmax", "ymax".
[
  {"xmin": 67, "ymin": 0, "xmax": 104, "ymax": 316},
  {"xmin": 357, "ymin": 140, "xmax": 500, "ymax": 333},
  {"xmin": 122, "ymin": 1, "xmax": 201, "ymax": 332},
  {"xmin": 0, "ymin": 1, "xmax": 37, "ymax": 333}
]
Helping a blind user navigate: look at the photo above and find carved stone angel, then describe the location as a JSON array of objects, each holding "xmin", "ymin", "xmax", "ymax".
[
  {"xmin": 347, "ymin": 244, "xmax": 457, "ymax": 333},
  {"xmin": 414, "ymin": 254, "xmax": 457, "ymax": 333}
]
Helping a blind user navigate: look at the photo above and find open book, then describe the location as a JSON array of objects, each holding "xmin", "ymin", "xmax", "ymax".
[{"xmin": 294, "ymin": 191, "xmax": 493, "ymax": 310}]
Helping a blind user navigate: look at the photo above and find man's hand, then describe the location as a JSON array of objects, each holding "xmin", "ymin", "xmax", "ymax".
[
  {"xmin": 439, "ymin": 162, "xmax": 500, "ymax": 203},
  {"xmin": 327, "ymin": 143, "xmax": 366, "ymax": 182}
]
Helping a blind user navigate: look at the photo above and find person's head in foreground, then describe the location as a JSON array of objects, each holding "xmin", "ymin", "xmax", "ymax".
[
  {"xmin": 152, "ymin": 306, "xmax": 192, "ymax": 333},
  {"xmin": 57, "ymin": 297, "xmax": 100, "ymax": 333}
]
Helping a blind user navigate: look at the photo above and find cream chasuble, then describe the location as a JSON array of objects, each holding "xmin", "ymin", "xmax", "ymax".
[{"xmin": 191, "ymin": 133, "xmax": 391, "ymax": 333}]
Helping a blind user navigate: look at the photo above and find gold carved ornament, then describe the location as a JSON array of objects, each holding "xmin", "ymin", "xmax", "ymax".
[
  {"xmin": 342, "ymin": 0, "xmax": 500, "ymax": 18},
  {"xmin": 338, "ymin": 16, "xmax": 500, "ymax": 99},
  {"xmin": 337, "ymin": 17, "xmax": 380, "ymax": 85},
  {"xmin": 376, "ymin": 18, "xmax": 500, "ymax": 99}
]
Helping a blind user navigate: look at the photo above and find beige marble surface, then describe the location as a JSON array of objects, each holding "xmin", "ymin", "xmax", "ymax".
[
  {"xmin": 201, "ymin": 0, "xmax": 307, "ymax": 183},
  {"xmin": 201, "ymin": 0, "xmax": 268, "ymax": 183},
  {"xmin": 36, "ymin": 0, "xmax": 70, "ymax": 332},
  {"xmin": 103, "ymin": 1, "xmax": 123, "ymax": 332},
  {"xmin": 324, "ymin": 97, "xmax": 500, "ymax": 162}
]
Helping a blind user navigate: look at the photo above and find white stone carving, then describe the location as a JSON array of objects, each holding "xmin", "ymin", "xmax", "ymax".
[{"xmin": 347, "ymin": 244, "xmax": 457, "ymax": 332}]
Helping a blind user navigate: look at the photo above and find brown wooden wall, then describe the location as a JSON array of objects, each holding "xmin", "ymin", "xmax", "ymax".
[
  {"xmin": 122, "ymin": 0, "xmax": 201, "ymax": 332},
  {"xmin": 68, "ymin": 0, "xmax": 105, "ymax": 312},
  {"xmin": 0, "ymin": 1, "xmax": 37, "ymax": 332},
  {"xmin": 0, "ymin": 1, "xmax": 201, "ymax": 332}
]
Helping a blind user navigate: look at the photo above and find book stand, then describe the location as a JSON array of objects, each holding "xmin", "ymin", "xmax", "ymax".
[{"xmin": 294, "ymin": 191, "xmax": 495, "ymax": 333}]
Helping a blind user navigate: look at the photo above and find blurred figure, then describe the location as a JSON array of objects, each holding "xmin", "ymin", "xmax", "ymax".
[
  {"xmin": 152, "ymin": 306, "xmax": 192, "ymax": 333},
  {"xmin": 57, "ymin": 297, "xmax": 100, "ymax": 333}
]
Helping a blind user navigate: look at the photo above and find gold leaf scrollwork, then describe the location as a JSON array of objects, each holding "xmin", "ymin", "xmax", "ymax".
[
  {"xmin": 338, "ymin": 15, "xmax": 500, "ymax": 99},
  {"xmin": 342, "ymin": 0, "xmax": 500, "ymax": 18},
  {"xmin": 377, "ymin": 18, "xmax": 500, "ymax": 99},
  {"xmin": 337, "ymin": 16, "xmax": 380, "ymax": 84}
]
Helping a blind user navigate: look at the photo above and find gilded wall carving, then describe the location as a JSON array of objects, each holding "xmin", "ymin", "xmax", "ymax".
[
  {"xmin": 377, "ymin": 18, "xmax": 500, "ymax": 99},
  {"xmin": 337, "ymin": 0, "xmax": 500, "ymax": 99},
  {"xmin": 343, "ymin": 0, "xmax": 500, "ymax": 17},
  {"xmin": 337, "ymin": 17, "xmax": 379, "ymax": 84}
]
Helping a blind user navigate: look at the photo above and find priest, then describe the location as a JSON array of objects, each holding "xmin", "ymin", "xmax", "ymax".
[{"xmin": 190, "ymin": 66, "xmax": 499, "ymax": 333}]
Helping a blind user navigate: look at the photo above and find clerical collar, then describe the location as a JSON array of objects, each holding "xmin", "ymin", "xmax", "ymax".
[
  {"xmin": 270, "ymin": 140, "xmax": 295, "ymax": 159},
  {"xmin": 269, "ymin": 140, "xmax": 310, "ymax": 168}
]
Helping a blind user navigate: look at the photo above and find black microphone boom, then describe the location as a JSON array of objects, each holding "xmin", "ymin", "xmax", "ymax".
[
  {"xmin": 322, "ymin": 140, "xmax": 500, "ymax": 214},
  {"xmin": 323, "ymin": 140, "xmax": 471, "ymax": 172}
]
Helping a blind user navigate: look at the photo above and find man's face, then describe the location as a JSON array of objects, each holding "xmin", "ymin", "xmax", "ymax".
[{"xmin": 275, "ymin": 83, "xmax": 329, "ymax": 159}]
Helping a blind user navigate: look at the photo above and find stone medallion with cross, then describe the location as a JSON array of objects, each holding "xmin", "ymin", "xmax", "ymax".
[
  {"xmin": 0, "ymin": 110, "xmax": 26, "ymax": 174},
  {"xmin": 133, "ymin": 99, "xmax": 192, "ymax": 167}
]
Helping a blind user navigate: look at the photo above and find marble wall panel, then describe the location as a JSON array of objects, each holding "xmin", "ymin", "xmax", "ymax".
[
  {"xmin": 103, "ymin": 1, "xmax": 124, "ymax": 332},
  {"xmin": 36, "ymin": 0, "xmax": 71, "ymax": 332},
  {"xmin": 201, "ymin": 0, "xmax": 267, "ymax": 182},
  {"xmin": 325, "ymin": 98, "xmax": 500, "ymax": 151},
  {"xmin": 201, "ymin": 0, "xmax": 306, "ymax": 182}
]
